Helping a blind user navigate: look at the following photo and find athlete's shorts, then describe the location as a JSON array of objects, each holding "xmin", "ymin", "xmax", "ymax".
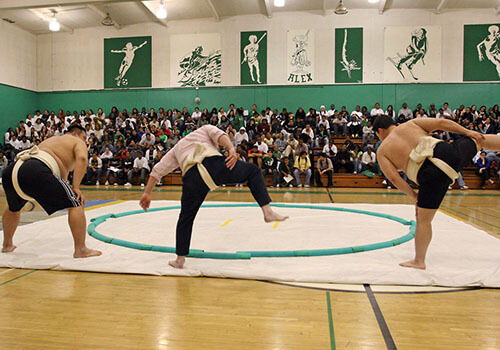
[
  {"xmin": 417, "ymin": 137, "xmax": 477, "ymax": 209},
  {"xmin": 2, "ymin": 159, "xmax": 81, "ymax": 215}
]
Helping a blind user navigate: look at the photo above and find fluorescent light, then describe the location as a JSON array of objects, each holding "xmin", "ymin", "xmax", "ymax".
[
  {"xmin": 274, "ymin": 0, "xmax": 285, "ymax": 7},
  {"xmin": 368, "ymin": 0, "xmax": 379, "ymax": 3},
  {"xmin": 156, "ymin": 1, "xmax": 167, "ymax": 19},
  {"xmin": 49, "ymin": 17, "xmax": 60, "ymax": 31}
]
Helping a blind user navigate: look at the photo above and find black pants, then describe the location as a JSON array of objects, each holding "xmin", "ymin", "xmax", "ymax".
[
  {"xmin": 476, "ymin": 168, "xmax": 490, "ymax": 187},
  {"xmin": 315, "ymin": 169, "xmax": 333, "ymax": 187},
  {"xmin": 176, "ymin": 156, "xmax": 271, "ymax": 256}
]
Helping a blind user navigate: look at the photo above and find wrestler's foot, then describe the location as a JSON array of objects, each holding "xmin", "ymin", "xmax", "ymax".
[
  {"xmin": 2, "ymin": 245, "xmax": 17, "ymax": 253},
  {"xmin": 169, "ymin": 256, "xmax": 185, "ymax": 269},
  {"xmin": 399, "ymin": 259, "xmax": 426, "ymax": 270},
  {"xmin": 73, "ymin": 247, "xmax": 102, "ymax": 258},
  {"xmin": 262, "ymin": 205, "xmax": 289, "ymax": 223}
]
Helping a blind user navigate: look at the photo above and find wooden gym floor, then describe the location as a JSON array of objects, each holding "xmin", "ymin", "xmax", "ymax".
[{"xmin": 1, "ymin": 186, "xmax": 499, "ymax": 350}]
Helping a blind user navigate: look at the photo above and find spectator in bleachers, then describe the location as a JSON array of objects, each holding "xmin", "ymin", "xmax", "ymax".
[
  {"xmin": 323, "ymin": 138, "xmax": 337, "ymax": 160},
  {"xmin": 350, "ymin": 144, "xmax": 363, "ymax": 174},
  {"xmin": 248, "ymin": 144, "xmax": 263, "ymax": 168},
  {"xmin": 331, "ymin": 113, "xmax": 347, "ymax": 137},
  {"xmin": 370, "ymin": 103, "xmax": 384, "ymax": 120},
  {"xmin": 385, "ymin": 105, "xmax": 395, "ymax": 120},
  {"xmin": 234, "ymin": 127, "xmax": 249, "ymax": 146},
  {"xmin": 347, "ymin": 114, "xmax": 361, "ymax": 138},
  {"xmin": 294, "ymin": 151, "xmax": 312, "ymax": 188},
  {"xmin": 262, "ymin": 149, "xmax": 279, "ymax": 187},
  {"xmin": 105, "ymin": 153, "xmax": 122, "ymax": 186},
  {"xmin": 100, "ymin": 146, "xmax": 113, "ymax": 170},
  {"xmin": 335, "ymin": 144, "xmax": 354, "ymax": 173},
  {"xmin": 476, "ymin": 151, "xmax": 495, "ymax": 189},
  {"xmin": 362, "ymin": 121, "xmax": 375, "ymax": 147},
  {"xmin": 361, "ymin": 146, "xmax": 377, "ymax": 172},
  {"xmin": 274, "ymin": 133, "xmax": 287, "ymax": 152},
  {"xmin": 278, "ymin": 156, "xmax": 293, "ymax": 187},
  {"xmin": 145, "ymin": 145, "xmax": 157, "ymax": 169},
  {"xmin": 0, "ymin": 152, "xmax": 8, "ymax": 183},
  {"xmin": 316, "ymin": 124, "xmax": 329, "ymax": 148},
  {"xmin": 129, "ymin": 151, "xmax": 149, "ymax": 187},
  {"xmin": 315, "ymin": 153, "xmax": 333, "ymax": 188},
  {"xmin": 86, "ymin": 152, "xmax": 103, "ymax": 185}
]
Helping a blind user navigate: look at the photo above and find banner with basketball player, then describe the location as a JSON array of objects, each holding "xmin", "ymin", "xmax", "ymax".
[
  {"xmin": 240, "ymin": 31, "xmax": 267, "ymax": 85},
  {"xmin": 384, "ymin": 26, "xmax": 441, "ymax": 82},
  {"xmin": 463, "ymin": 24, "xmax": 500, "ymax": 81},
  {"xmin": 170, "ymin": 33, "xmax": 222, "ymax": 87},
  {"xmin": 286, "ymin": 29, "xmax": 314, "ymax": 84},
  {"xmin": 104, "ymin": 36, "xmax": 151, "ymax": 89},
  {"xmin": 335, "ymin": 28, "xmax": 363, "ymax": 83}
]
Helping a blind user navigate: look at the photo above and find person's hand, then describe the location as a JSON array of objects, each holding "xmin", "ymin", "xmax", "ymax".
[
  {"xmin": 466, "ymin": 130, "xmax": 485, "ymax": 146},
  {"xmin": 478, "ymin": 53, "xmax": 484, "ymax": 62},
  {"xmin": 140, "ymin": 193, "xmax": 151, "ymax": 211},
  {"xmin": 73, "ymin": 188, "xmax": 86, "ymax": 206},
  {"xmin": 225, "ymin": 149, "xmax": 237, "ymax": 170}
]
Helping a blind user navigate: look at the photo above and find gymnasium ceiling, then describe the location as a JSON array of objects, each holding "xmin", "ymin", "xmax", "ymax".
[{"xmin": 1, "ymin": 0, "xmax": 499, "ymax": 35}]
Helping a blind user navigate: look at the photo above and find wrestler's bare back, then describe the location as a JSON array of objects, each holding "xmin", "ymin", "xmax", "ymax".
[
  {"xmin": 38, "ymin": 134, "xmax": 87, "ymax": 180},
  {"xmin": 377, "ymin": 120, "xmax": 432, "ymax": 172}
]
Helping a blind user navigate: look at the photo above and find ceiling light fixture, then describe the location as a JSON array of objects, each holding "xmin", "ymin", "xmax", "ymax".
[
  {"xmin": 101, "ymin": 12, "xmax": 115, "ymax": 26},
  {"xmin": 49, "ymin": 12, "xmax": 60, "ymax": 31},
  {"xmin": 334, "ymin": 0, "xmax": 348, "ymax": 15},
  {"xmin": 274, "ymin": 0, "xmax": 285, "ymax": 7},
  {"xmin": 156, "ymin": 0, "xmax": 167, "ymax": 19}
]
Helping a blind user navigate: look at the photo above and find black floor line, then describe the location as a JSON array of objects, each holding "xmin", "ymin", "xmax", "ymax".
[
  {"xmin": 326, "ymin": 187, "xmax": 335, "ymax": 203},
  {"xmin": 364, "ymin": 284, "xmax": 397, "ymax": 350}
]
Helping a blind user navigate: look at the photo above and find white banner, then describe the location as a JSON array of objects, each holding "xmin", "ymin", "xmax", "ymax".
[
  {"xmin": 286, "ymin": 29, "xmax": 314, "ymax": 84},
  {"xmin": 170, "ymin": 33, "xmax": 222, "ymax": 87},
  {"xmin": 384, "ymin": 26, "xmax": 441, "ymax": 82}
]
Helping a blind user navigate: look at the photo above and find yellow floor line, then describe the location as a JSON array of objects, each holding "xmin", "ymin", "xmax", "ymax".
[
  {"xmin": 273, "ymin": 221, "xmax": 280, "ymax": 229},
  {"xmin": 439, "ymin": 208, "xmax": 466, "ymax": 223},
  {"xmin": 220, "ymin": 219, "xmax": 232, "ymax": 227},
  {"xmin": 0, "ymin": 269, "xmax": 14, "ymax": 276},
  {"xmin": 85, "ymin": 200, "xmax": 127, "ymax": 211}
]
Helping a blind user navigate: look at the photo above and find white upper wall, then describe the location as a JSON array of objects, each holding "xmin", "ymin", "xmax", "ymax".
[
  {"xmin": 0, "ymin": 19, "xmax": 37, "ymax": 90},
  {"xmin": 33, "ymin": 8, "xmax": 500, "ymax": 91}
]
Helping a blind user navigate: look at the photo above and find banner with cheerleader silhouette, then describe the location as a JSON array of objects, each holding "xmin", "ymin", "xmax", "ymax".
[
  {"xmin": 170, "ymin": 33, "xmax": 222, "ymax": 87},
  {"xmin": 335, "ymin": 28, "xmax": 363, "ymax": 83},
  {"xmin": 287, "ymin": 29, "xmax": 314, "ymax": 84},
  {"xmin": 384, "ymin": 26, "xmax": 441, "ymax": 82},
  {"xmin": 104, "ymin": 36, "xmax": 151, "ymax": 89},
  {"xmin": 463, "ymin": 24, "xmax": 500, "ymax": 81}
]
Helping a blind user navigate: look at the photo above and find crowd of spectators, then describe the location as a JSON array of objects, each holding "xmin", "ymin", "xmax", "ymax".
[{"xmin": 1, "ymin": 101, "xmax": 500, "ymax": 187}]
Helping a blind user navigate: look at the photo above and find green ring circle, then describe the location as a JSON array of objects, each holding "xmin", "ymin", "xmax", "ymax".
[{"xmin": 87, "ymin": 203, "xmax": 416, "ymax": 260}]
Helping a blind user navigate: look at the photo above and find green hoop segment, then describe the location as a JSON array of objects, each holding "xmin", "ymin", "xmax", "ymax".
[{"xmin": 87, "ymin": 203, "xmax": 416, "ymax": 259}]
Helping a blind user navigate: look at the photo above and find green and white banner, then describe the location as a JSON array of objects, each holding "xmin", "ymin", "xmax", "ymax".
[
  {"xmin": 104, "ymin": 36, "xmax": 151, "ymax": 88},
  {"xmin": 287, "ymin": 29, "xmax": 314, "ymax": 84},
  {"xmin": 170, "ymin": 33, "xmax": 222, "ymax": 87},
  {"xmin": 335, "ymin": 28, "xmax": 363, "ymax": 83},
  {"xmin": 464, "ymin": 24, "xmax": 500, "ymax": 81},
  {"xmin": 240, "ymin": 31, "xmax": 267, "ymax": 85}
]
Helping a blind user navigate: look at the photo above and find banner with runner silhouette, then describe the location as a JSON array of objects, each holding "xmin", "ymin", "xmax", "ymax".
[
  {"xmin": 463, "ymin": 24, "xmax": 500, "ymax": 82},
  {"xmin": 240, "ymin": 31, "xmax": 267, "ymax": 85},
  {"xmin": 170, "ymin": 33, "xmax": 222, "ymax": 87},
  {"xmin": 384, "ymin": 26, "xmax": 441, "ymax": 83},
  {"xmin": 286, "ymin": 29, "xmax": 314, "ymax": 84},
  {"xmin": 104, "ymin": 36, "xmax": 151, "ymax": 89},
  {"xmin": 335, "ymin": 28, "xmax": 363, "ymax": 83}
]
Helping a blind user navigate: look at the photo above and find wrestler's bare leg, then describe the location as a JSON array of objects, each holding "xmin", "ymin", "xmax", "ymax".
[
  {"xmin": 68, "ymin": 206, "xmax": 102, "ymax": 258},
  {"xmin": 2, "ymin": 209, "xmax": 20, "ymax": 253},
  {"xmin": 400, "ymin": 207, "xmax": 437, "ymax": 270},
  {"xmin": 262, "ymin": 204, "xmax": 289, "ymax": 223}
]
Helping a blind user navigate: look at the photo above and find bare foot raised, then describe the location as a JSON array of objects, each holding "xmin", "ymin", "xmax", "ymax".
[
  {"xmin": 169, "ymin": 256, "xmax": 185, "ymax": 269},
  {"xmin": 73, "ymin": 247, "xmax": 102, "ymax": 258},
  {"xmin": 399, "ymin": 259, "xmax": 426, "ymax": 270},
  {"xmin": 2, "ymin": 245, "xmax": 17, "ymax": 253}
]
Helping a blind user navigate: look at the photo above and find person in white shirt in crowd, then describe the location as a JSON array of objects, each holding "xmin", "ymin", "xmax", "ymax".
[
  {"xmin": 255, "ymin": 136, "xmax": 269, "ymax": 154},
  {"xmin": 362, "ymin": 121, "xmax": 375, "ymax": 146},
  {"xmin": 100, "ymin": 146, "xmax": 113, "ymax": 169},
  {"xmin": 327, "ymin": 104, "xmax": 336, "ymax": 118},
  {"xmin": 9, "ymin": 135, "xmax": 21, "ymax": 151},
  {"xmin": 32, "ymin": 118, "xmax": 43, "ymax": 133},
  {"xmin": 319, "ymin": 105, "xmax": 328, "ymax": 118},
  {"xmin": 274, "ymin": 133, "xmax": 287, "ymax": 152},
  {"xmin": 370, "ymin": 103, "xmax": 384, "ymax": 120},
  {"xmin": 415, "ymin": 108, "xmax": 428, "ymax": 118},
  {"xmin": 139, "ymin": 133, "xmax": 155, "ymax": 151},
  {"xmin": 234, "ymin": 127, "xmax": 249, "ymax": 146},
  {"xmin": 331, "ymin": 114, "xmax": 348, "ymax": 137},
  {"xmin": 302, "ymin": 124, "xmax": 315, "ymax": 148},
  {"xmin": 347, "ymin": 114, "xmax": 362, "ymax": 137},
  {"xmin": 323, "ymin": 138, "xmax": 338, "ymax": 161},
  {"xmin": 398, "ymin": 102, "xmax": 413, "ymax": 121},
  {"xmin": 442, "ymin": 102, "xmax": 453, "ymax": 118},
  {"xmin": 284, "ymin": 134, "xmax": 298, "ymax": 158},
  {"xmin": 145, "ymin": 145, "xmax": 157, "ymax": 170},
  {"xmin": 351, "ymin": 105, "xmax": 363, "ymax": 119},
  {"xmin": 192, "ymin": 107, "xmax": 202, "ymax": 121},
  {"xmin": 86, "ymin": 152, "xmax": 103, "ymax": 185},
  {"xmin": 318, "ymin": 114, "xmax": 330, "ymax": 131},
  {"xmin": 218, "ymin": 107, "xmax": 226, "ymax": 120},
  {"xmin": 128, "ymin": 151, "xmax": 150, "ymax": 187},
  {"xmin": 0, "ymin": 151, "xmax": 8, "ymax": 183},
  {"xmin": 361, "ymin": 146, "xmax": 377, "ymax": 172},
  {"xmin": 18, "ymin": 136, "xmax": 32, "ymax": 151}
]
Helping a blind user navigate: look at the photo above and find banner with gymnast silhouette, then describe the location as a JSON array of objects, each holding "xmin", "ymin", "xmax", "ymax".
[
  {"xmin": 335, "ymin": 27, "xmax": 363, "ymax": 83},
  {"xmin": 384, "ymin": 26, "xmax": 441, "ymax": 83},
  {"xmin": 104, "ymin": 36, "xmax": 152, "ymax": 89},
  {"xmin": 463, "ymin": 24, "xmax": 500, "ymax": 82}
]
